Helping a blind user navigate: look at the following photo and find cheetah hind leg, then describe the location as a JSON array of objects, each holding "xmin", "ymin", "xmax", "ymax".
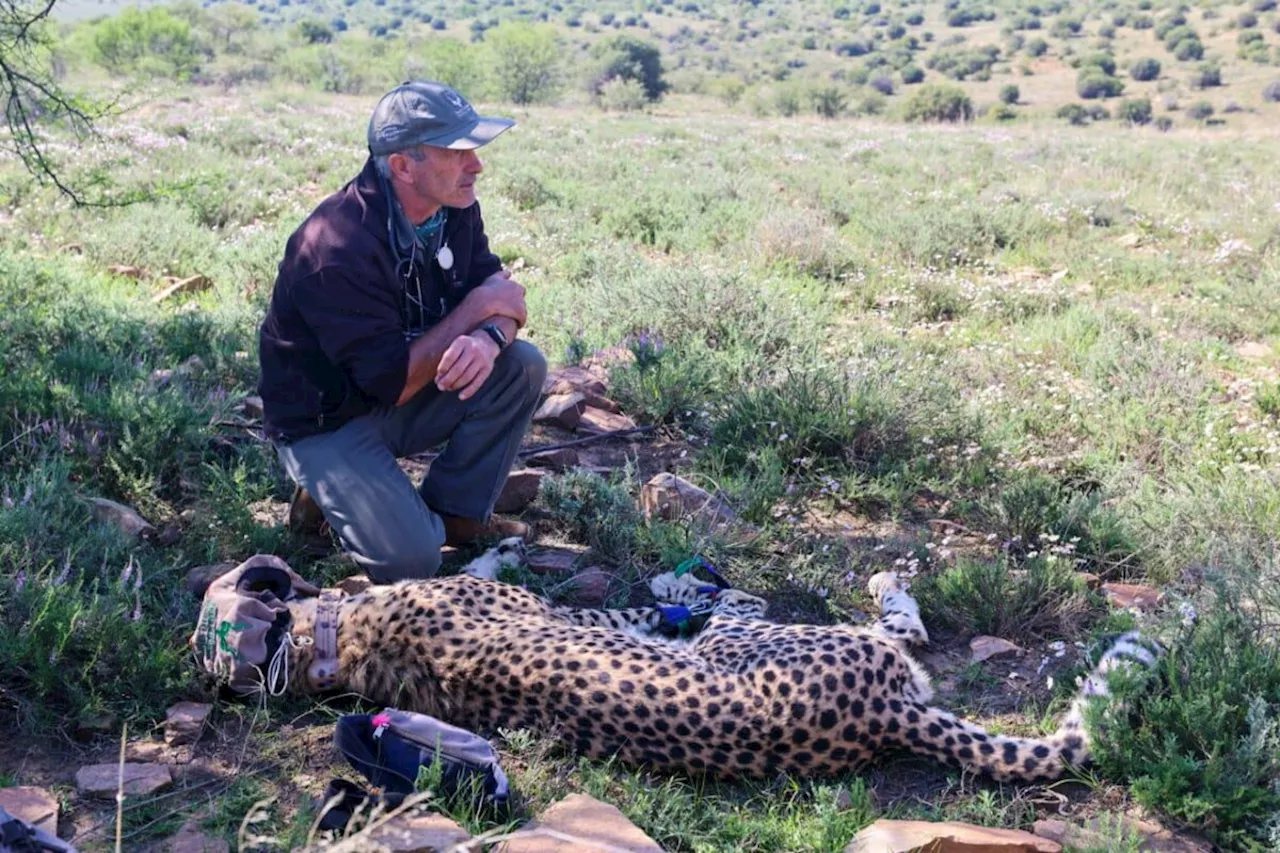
[{"xmin": 461, "ymin": 537, "xmax": 526, "ymax": 581}]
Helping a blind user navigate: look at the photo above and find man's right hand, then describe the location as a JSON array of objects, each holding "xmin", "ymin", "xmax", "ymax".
[{"xmin": 469, "ymin": 270, "xmax": 527, "ymax": 328}]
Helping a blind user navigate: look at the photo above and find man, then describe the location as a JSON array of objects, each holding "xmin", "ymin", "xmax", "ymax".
[{"xmin": 257, "ymin": 81, "xmax": 546, "ymax": 583}]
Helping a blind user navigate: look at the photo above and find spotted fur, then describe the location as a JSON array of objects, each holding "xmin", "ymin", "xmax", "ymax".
[{"xmin": 280, "ymin": 553, "xmax": 1154, "ymax": 782}]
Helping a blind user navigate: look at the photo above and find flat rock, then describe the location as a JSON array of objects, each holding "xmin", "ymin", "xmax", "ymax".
[
  {"xmin": 164, "ymin": 701, "xmax": 212, "ymax": 746},
  {"xmin": 1033, "ymin": 816, "xmax": 1211, "ymax": 853},
  {"xmin": 640, "ymin": 472, "xmax": 737, "ymax": 527},
  {"xmin": 107, "ymin": 263, "xmax": 144, "ymax": 279},
  {"xmin": 499, "ymin": 792, "xmax": 662, "ymax": 853},
  {"xmin": 543, "ymin": 365, "xmax": 608, "ymax": 398},
  {"xmin": 1235, "ymin": 341, "xmax": 1272, "ymax": 361},
  {"xmin": 0, "ymin": 786, "xmax": 58, "ymax": 834},
  {"xmin": 578, "ymin": 407, "xmax": 638, "ymax": 434},
  {"xmin": 184, "ymin": 562, "xmax": 236, "ymax": 596},
  {"xmin": 76, "ymin": 762, "xmax": 173, "ymax": 797},
  {"xmin": 560, "ymin": 567, "xmax": 610, "ymax": 608},
  {"xmin": 1077, "ymin": 571, "xmax": 1102, "ymax": 589},
  {"xmin": 845, "ymin": 819, "xmax": 1062, "ymax": 853},
  {"xmin": 526, "ymin": 547, "xmax": 584, "ymax": 574},
  {"xmin": 495, "ymin": 469, "xmax": 546, "ymax": 514},
  {"xmin": 970, "ymin": 636, "xmax": 1023, "ymax": 663},
  {"xmin": 1102, "ymin": 582, "xmax": 1165, "ymax": 612},
  {"xmin": 368, "ymin": 812, "xmax": 472, "ymax": 852},
  {"xmin": 167, "ymin": 820, "xmax": 230, "ymax": 853},
  {"xmin": 523, "ymin": 447, "xmax": 579, "ymax": 471},
  {"xmin": 239, "ymin": 395, "xmax": 264, "ymax": 421},
  {"xmin": 89, "ymin": 497, "xmax": 156, "ymax": 538},
  {"xmin": 337, "ymin": 574, "xmax": 373, "ymax": 596},
  {"xmin": 153, "ymin": 274, "xmax": 212, "ymax": 303},
  {"xmin": 534, "ymin": 392, "xmax": 586, "ymax": 430}
]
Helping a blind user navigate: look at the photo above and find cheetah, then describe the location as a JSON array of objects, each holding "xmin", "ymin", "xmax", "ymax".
[{"xmin": 195, "ymin": 542, "xmax": 1155, "ymax": 783}]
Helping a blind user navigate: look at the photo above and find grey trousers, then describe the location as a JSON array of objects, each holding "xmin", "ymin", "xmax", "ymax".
[{"xmin": 276, "ymin": 341, "xmax": 546, "ymax": 582}]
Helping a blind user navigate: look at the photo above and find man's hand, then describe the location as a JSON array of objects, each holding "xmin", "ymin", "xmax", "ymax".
[
  {"xmin": 467, "ymin": 269, "xmax": 527, "ymax": 329},
  {"xmin": 436, "ymin": 332, "xmax": 501, "ymax": 400}
]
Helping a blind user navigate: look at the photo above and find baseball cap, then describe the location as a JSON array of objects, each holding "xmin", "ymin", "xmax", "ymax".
[{"xmin": 367, "ymin": 81, "xmax": 515, "ymax": 155}]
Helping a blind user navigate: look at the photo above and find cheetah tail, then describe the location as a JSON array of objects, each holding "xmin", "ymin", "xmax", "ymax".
[{"xmin": 897, "ymin": 631, "xmax": 1158, "ymax": 782}]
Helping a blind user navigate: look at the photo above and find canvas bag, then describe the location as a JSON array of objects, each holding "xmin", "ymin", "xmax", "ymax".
[
  {"xmin": 334, "ymin": 708, "xmax": 510, "ymax": 806},
  {"xmin": 189, "ymin": 554, "xmax": 318, "ymax": 696}
]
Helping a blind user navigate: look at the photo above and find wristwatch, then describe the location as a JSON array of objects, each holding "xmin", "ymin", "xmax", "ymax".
[{"xmin": 479, "ymin": 323, "xmax": 509, "ymax": 350}]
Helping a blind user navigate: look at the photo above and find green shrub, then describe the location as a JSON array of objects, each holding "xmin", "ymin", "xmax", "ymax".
[
  {"xmin": 1025, "ymin": 37, "xmax": 1049, "ymax": 57},
  {"xmin": 537, "ymin": 470, "xmax": 640, "ymax": 564},
  {"xmin": 1264, "ymin": 80, "xmax": 1280, "ymax": 102},
  {"xmin": 485, "ymin": 22, "xmax": 564, "ymax": 105},
  {"xmin": 1190, "ymin": 63, "xmax": 1223, "ymax": 88},
  {"xmin": 998, "ymin": 83, "xmax": 1019, "ymax": 104},
  {"xmin": 91, "ymin": 6, "xmax": 203, "ymax": 79},
  {"xmin": 1187, "ymin": 100, "xmax": 1214, "ymax": 121},
  {"xmin": 901, "ymin": 64, "xmax": 925, "ymax": 84},
  {"xmin": 1117, "ymin": 97, "xmax": 1153, "ymax": 125},
  {"xmin": 589, "ymin": 34, "xmax": 668, "ymax": 101},
  {"xmin": 1129, "ymin": 57, "xmax": 1161, "ymax": 81},
  {"xmin": 902, "ymin": 83, "xmax": 973, "ymax": 121},
  {"xmin": 807, "ymin": 85, "xmax": 848, "ymax": 118},
  {"xmin": 1057, "ymin": 102, "xmax": 1090, "ymax": 124},
  {"xmin": 1077, "ymin": 70, "xmax": 1124, "ymax": 99},
  {"xmin": 1173, "ymin": 38, "xmax": 1205, "ymax": 61},
  {"xmin": 988, "ymin": 102, "xmax": 1016, "ymax": 121}
]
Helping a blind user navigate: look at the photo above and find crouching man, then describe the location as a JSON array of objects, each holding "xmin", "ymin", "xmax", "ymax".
[{"xmin": 257, "ymin": 81, "xmax": 545, "ymax": 582}]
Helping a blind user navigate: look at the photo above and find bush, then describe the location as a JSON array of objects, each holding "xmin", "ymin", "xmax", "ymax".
[
  {"xmin": 91, "ymin": 6, "xmax": 203, "ymax": 79},
  {"xmin": 1025, "ymin": 37, "xmax": 1048, "ymax": 57},
  {"xmin": 1255, "ymin": 0, "xmax": 1277, "ymax": 10},
  {"xmin": 869, "ymin": 74, "xmax": 895, "ymax": 96},
  {"xmin": 1189, "ymin": 63, "xmax": 1222, "ymax": 88},
  {"xmin": 902, "ymin": 83, "xmax": 973, "ymax": 122},
  {"xmin": 1057, "ymin": 102, "xmax": 1089, "ymax": 124},
  {"xmin": 1264, "ymin": 79, "xmax": 1280, "ymax": 102},
  {"xmin": 901, "ymin": 64, "xmax": 924, "ymax": 84},
  {"xmin": 906, "ymin": 12, "xmax": 923, "ymax": 25},
  {"xmin": 1187, "ymin": 100, "xmax": 1214, "ymax": 121},
  {"xmin": 1129, "ymin": 57, "xmax": 1161, "ymax": 80},
  {"xmin": 1173, "ymin": 38, "xmax": 1204, "ymax": 61},
  {"xmin": 597, "ymin": 76, "xmax": 648, "ymax": 112},
  {"xmin": 998, "ymin": 83, "xmax": 1019, "ymax": 104},
  {"xmin": 1117, "ymin": 97, "xmax": 1153, "ymax": 125},
  {"xmin": 807, "ymin": 85, "xmax": 848, "ymax": 118},
  {"xmin": 485, "ymin": 22, "xmax": 564, "ymax": 105},
  {"xmin": 1238, "ymin": 11, "xmax": 1259, "ymax": 27},
  {"xmin": 1154, "ymin": 115, "xmax": 1173, "ymax": 131},
  {"xmin": 589, "ymin": 34, "xmax": 668, "ymax": 101},
  {"xmin": 988, "ymin": 102, "xmax": 1016, "ymax": 121},
  {"xmin": 1077, "ymin": 71, "xmax": 1124, "ymax": 99}
]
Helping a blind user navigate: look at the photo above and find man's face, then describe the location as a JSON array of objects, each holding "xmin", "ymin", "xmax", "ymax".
[{"xmin": 391, "ymin": 145, "xmax": 484, "ymax": 214}]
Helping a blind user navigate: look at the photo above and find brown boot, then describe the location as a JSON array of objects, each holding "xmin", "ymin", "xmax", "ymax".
[
  {"xmin": 440, "ymin": 514, "xmax": 529, "ymax": 547},
  {"xmin": 288, "ymin": 485, "xmax": 330, "ymax": 538}
]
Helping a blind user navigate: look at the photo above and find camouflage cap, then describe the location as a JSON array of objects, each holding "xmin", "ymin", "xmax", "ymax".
[
  {"xmin": 367, "ymin": 80, "xmax": 514, "ymax": 155},
  {"xmin": 190, "ymin": 555, "xmax": 318, "ymax": 696}
]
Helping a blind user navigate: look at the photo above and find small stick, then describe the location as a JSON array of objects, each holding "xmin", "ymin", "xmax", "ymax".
[{"xmin": 517, "ymin": 425, "xmax": 656, "ymax": 457}]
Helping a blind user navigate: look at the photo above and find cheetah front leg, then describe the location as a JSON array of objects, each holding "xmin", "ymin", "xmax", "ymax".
[{"xmin": 867, "ymin": 571, "xmax": 929, "ymax": 649}]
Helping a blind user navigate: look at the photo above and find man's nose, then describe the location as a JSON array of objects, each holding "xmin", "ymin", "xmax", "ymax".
[{"xmin": 465, "ymin": 151, "xmax": 483, "ymax": 173}]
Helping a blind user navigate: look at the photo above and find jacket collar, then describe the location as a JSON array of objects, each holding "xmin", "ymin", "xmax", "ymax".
[{"xmin": 355, "ymin": 156, "xmax": 466, "ymax": 269}]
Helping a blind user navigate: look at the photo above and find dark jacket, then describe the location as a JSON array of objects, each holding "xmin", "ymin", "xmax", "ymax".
[{"xmin": 258, "ymin": 158, "xmax": 503, "ymax": 443}]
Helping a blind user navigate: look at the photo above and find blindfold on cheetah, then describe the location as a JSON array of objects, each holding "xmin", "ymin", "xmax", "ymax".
[{"xmin": 191, "ymin": 542, "xmax": 1157, "ymax": 783}]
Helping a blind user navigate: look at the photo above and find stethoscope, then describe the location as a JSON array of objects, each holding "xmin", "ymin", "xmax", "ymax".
[{"xmin": 397, "ymin": 221, "xmax": 459, "ymax": 341}]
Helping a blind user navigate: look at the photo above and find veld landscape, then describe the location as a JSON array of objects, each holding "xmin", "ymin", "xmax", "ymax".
[{"xmin": 1, "ymin": 0, "xmax": 1279, "ymax": 849}]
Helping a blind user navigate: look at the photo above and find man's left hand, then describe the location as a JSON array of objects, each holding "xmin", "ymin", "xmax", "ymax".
[{"xmin": 437, "ymin": 332, "xmax": 501, "ymax": 400}]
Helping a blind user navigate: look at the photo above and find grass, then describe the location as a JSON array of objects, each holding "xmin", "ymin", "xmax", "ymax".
[{"xmin": 1, "ymin": 50, "xmax": 1279, "ymax": 850}]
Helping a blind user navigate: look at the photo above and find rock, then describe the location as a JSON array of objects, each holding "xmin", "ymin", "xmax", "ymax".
[
  {"xmin": 107, "ymin": 264, "xmax": 144, "ymax": 279},
  {"xmin": 153, "ymin": 274, "xmax": 212, "ymax": 303},
  {"xmin": 499, "ymin": 792, "xmax": 662, "ymax": 853},
  {"xmin": 526, "ymin": 547, "xmax": 584, "ymax": 574},
  {"xmin": 582, "ymin": 347, "xmax": 636, "ymax": 371},
  {"xmin": 76, "ymin": 762, "xmax": 173, "ymax": 797},
  {"xmin": 1033, "ymin": 816, "xmax": 1211, "ymax": 853},
  {"xmin": 239, "ymin": 395, "xmax": 264, "ymax": 421},
  {"xmin": 167, "ymin": 820, "xmax": 230, "ymax": 853},
  {"xmin": 845, "ymin": 819, "xmax": 1062, "ymax": 853},
  {"xmin": 74, "ymin": 710, "xmax": 119, "ymax": 741},
  {"xmin": 578, "ymin": 407, "xmax": 638, "ymax": 435},
  {"xmin": 175, "ymin": 355, "xmax": 205, "ymax": 378},
  {"xmin": 584, "ymin": 394, "xmax": 623, "ymax": 414},
  {"xmin": 89, "ymin": 497, "xmax": 156, "ymax": 538},
  {"xmin": 543, "ymin": 366, "xmax": 608, "ymax": 398},
  {"xmin": 560, "ymin": 567, "xmax": 610, "ymax": 608},
  {"xmin": 522, "ymin": 447, "xmax": 579, "ymax": 471},
  {"xmin": 368, "ymin": 812, "xmax": 471, "ymax": 852},
  {"xmin": 533, "ymin": 392, "xmax": 586, "ymax": 430},
  {"xmin": 1235, "ymin": 341, "xmax": 1273, "ymax": 361},
  {"xmin": 1077, "ymin": 571, "xmax": 1102, "ymax": 589},
  {"xmin": 337, "ymin": 574, "xmax": 373, "ymax": 596},
  {"xmin": 184, "ymin": 562, "xmax": 235, "ymax": 596},
  {"xmin": 164, "ymin": 701, "xmax": 212, "ymax": 746},
  {"xmin": 1116, "ymin": 233, "xmax": 1144, "ymax": 249},
  {"xmin": 0, "ymin": 787, "xmax": 58, "ymax": 834},
  {"xmin": 494, "ymin": 469, "xmax": 545, "ymax": 514},
  {"xmin": 640, "ymin": 472, "xmax": 737, "ymax": 527},
  {"xmin": 970, "ymin": 636, "xmax": 1023, "ymax": 663},
  {"xmin": 1102, "ymin": 582, "xmax": 1165, "ymax": 612}
]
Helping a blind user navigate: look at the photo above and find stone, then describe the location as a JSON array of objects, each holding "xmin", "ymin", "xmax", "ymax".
[
  {"xmin": 560, "ymin": 567, "xmax": 610, "ymax": 608},
  {"xmin": 640, "ymin": 472, "xmax": 737, "ymax": 527},
  {"xmin": 525, "ymin": 547, "xmax": 583, "ymax": 574},
  {"xmin": 577, "ymin": 407, "xmax": 638, "ymax": 434},
  {"xmin": 582, "ymin": 347, "xmax": 636, "ymax": 371},
  {"xmin": 845, "ymin": 819, "xmax": 1062, "ymax": 853},
  {"xmin": 533, "ymin": 392, "xmax": 586, "ymax": 430},
  {"xmin": 74, "ymin": 710, "xmax": 119, "ymax": 740},
  {"xmin": 498, "ymin": 792, "xmax": 662, "ymax": 853},
  {"xmin": 0, "ymin": 787, "xmax": 58, "ymax": 834},
  {"xmin": 522, "ymin": 447, "xmax": 579, "ymax": 471},
  {"xmin": 584, "ymin": 394, "xmax": 623, "ymax": 414},
  {"xmin": 969, "ymin": 636, "xmax": 1023, "ymax": 663},
  {"xmin": 1116, "ymin": 233, "xmax": 1144, "ymax": 249},
  {"xmin": 1235, "ymin": 341, "xmax": 1273, "ymax": 361},
  {"xmin": 1033, "ymin": 816, "xmax": 1211, "ymax": 853},
  {"xmin": 167, "ymin": 820, "xmax": 230, "ymax": 853},
  {"xmin": 337, "ymin": 574, "xmax": 373, "ymax": 596},
  {"xmin": 494, "ymin": 469, "xmax": 545, "ymax": 514},
  {"xmin": 1077, "ymin": 571, "xmax": 1102, "ymax": 589},
  {"xmin": 239, "ymin": 395, "xmax": 264, "ymax": 421},
  {"xmin": 107, "ymin": 264, "xmax": 144, "ymax": 279},
  {"xmin": 89, "ymin": 497, "xmax": 155, "ymax": 538},
  {"xmin": 367, "ymin": 812, "xmax": 472, "ymax": 852},
  {"xmin": 76, "ymin": 762, "xmax": 173, "ymax": 797},
  {"xmin": 184, "ymin": 562, "xmax": 235, "ymax": 596},
  {"xmin": 164, "ymin": 701, "xmax": 212, "ymax": 746},
  {"xmin": 1102, "ymin": 582, "xmax": 1165, "ymax": 612},
  {"xmin": 153, "ymin": 274, "xmax": 212, "ymax": 303},
  {"xmin": 543, "ymin": 366, "xmax": 608, "ymax": 398}
]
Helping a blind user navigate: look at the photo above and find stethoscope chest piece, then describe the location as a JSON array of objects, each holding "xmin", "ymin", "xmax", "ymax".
[{"xmin": 436, "ymin": 244, "xmax": 454, "ymax": 270}]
